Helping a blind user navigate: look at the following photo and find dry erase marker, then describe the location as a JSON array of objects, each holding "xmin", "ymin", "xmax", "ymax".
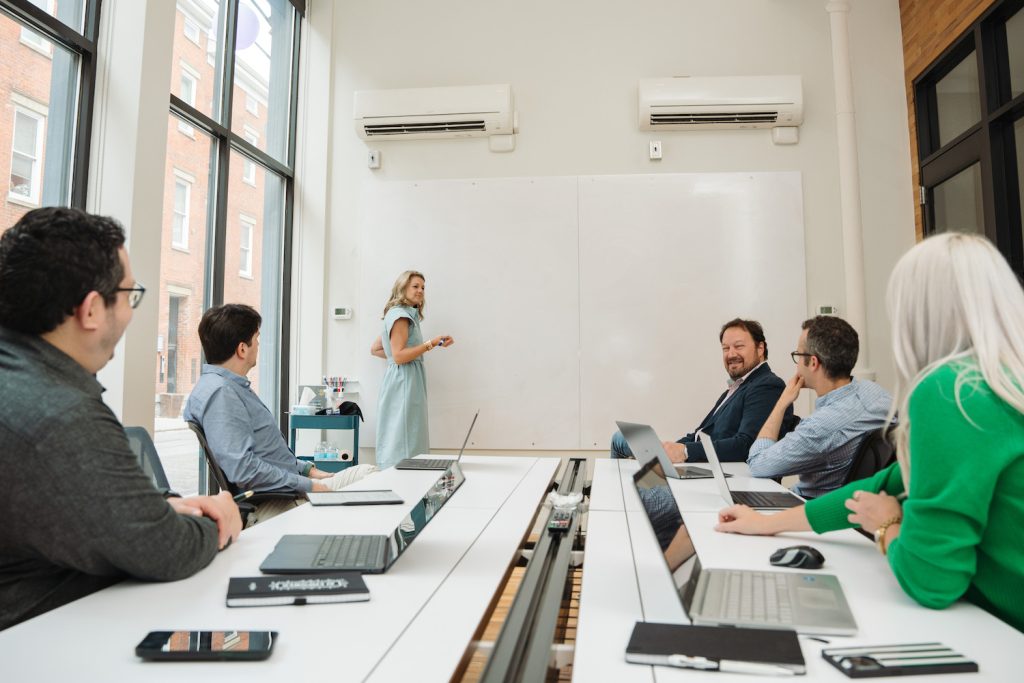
[{"xmin": 233, "ymin": 490, "xmax": 254, "ymax": 503}]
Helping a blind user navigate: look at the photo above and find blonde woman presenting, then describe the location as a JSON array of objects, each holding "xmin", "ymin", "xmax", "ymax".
[
  {"xmin": 371, "ymin": 271, "xmax": 455, "ymax": 469},
  {"xmin": 716, "ymin": 233, "xmax": 1024, "ymax": 633}
]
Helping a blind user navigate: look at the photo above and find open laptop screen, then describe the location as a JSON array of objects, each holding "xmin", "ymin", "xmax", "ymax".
[
  {"xmin": 385, "ymin": 461, "xmax": 466, "ymax": 569},
  {"xmin": 633, "ymin": 458, "xmax": 701, "ymax": 609}
]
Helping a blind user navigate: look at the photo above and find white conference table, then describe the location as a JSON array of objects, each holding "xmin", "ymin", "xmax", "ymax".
[
  {"xmin": 575, "ymin": 459, "xmax": 1021, "ymax": 682},
  {"xmin": 0, "ymin": 454, "xmax": 558, "ymax": 682}
]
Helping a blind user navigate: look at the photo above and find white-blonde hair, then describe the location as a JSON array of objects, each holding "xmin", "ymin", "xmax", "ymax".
[
  {"xmin": 382, "ymin": 270, "xmax": 426, "ymax": 319},
  {"xmin": 885, "ymin": 232, "xmax": 1024, "ymax": 489}
]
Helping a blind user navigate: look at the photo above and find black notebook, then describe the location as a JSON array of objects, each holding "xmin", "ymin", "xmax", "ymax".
[
  {"xmin": 625, "ymin": 622, "xmax": 806, "ymax": 675},
  {"xmin": 226, "ymin": 573, "xmax": 369, "ymax": 607},
  {"xmin": 822, "ymin": 643, "xmax": 978, "ymax": 678}
]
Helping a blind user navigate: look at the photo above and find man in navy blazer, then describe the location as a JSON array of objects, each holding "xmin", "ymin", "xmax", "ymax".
[{"xmin": 611, "ymin": 318, "xmax": 792, "ymax": 463}]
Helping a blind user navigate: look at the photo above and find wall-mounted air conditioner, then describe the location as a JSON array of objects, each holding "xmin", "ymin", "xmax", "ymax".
[
  {"xmin": 354, "ymin": 84, "xmax": 516, "ymax": 149},
  {"xmin": 638, "ymin": 76, "xmax": 803, "ymax": 132}
]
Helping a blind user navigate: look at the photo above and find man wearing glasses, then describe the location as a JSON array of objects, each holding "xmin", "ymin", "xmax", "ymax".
[
  {"xmin": 0, "ymin": 207, "xmax": 241, "ymax": 631},
  {"xmin": 746, "ymin": 316, "xmax": 892, "ymax": 499}
]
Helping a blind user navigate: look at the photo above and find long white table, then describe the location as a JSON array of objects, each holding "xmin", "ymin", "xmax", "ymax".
[
  {"xmin": 0, "ymin": 455, "xmax": 558, "ymax": 682},
  {"xmin": 576, "ymin": 459, "xmax": 1021, "ymax": 682}
]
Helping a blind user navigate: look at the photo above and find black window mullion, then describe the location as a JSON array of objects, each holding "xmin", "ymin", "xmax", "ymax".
[
  {"xmin": 974, "ymin": 26, "xmax": 1001, "ymax": 244},
  {"xmin": 210, "ymin": 137, "xmax": 231, "ymax": 308}
]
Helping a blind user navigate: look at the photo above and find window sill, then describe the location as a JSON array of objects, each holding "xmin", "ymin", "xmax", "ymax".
[
  {"xmin": 171, "ymin": 245, "xmax": 190, "ymax": 253},
  {"xmin": 6, "ymin": 194, "xmax": 40, "ymax": 208}
]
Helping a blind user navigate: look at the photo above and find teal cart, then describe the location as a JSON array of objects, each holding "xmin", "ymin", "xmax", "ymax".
[{"xmin": 290, "ymin": 413, "xmax": 360, "ymax": 473}]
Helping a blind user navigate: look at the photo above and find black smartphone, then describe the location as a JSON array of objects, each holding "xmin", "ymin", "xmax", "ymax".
[{"xmin": 135, "ymin": 630, "xmax": 277, "ymax": 661}]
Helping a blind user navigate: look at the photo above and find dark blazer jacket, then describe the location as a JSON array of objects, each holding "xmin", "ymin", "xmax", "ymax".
[{"xmin": 678, "ymin": 362, "xmax": 792, "ymax": 463}]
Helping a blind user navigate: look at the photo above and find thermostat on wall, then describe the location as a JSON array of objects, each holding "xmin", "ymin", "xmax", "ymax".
[
  {"xmin": 817, "ymin": 305, "xmax": 839, "ymax": 316},
  {"xmin": 332, "ymin": 307, "xmax": 353, "ymax": 320}
]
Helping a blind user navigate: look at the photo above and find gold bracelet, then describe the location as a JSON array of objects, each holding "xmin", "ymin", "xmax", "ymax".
[
  {"xmin": 874, "ymin": 515, "xmax": 902, "ymax": 555},
  {"xmin": 424, "ymin": 340, "xmax": 433, "ymax": 351}
]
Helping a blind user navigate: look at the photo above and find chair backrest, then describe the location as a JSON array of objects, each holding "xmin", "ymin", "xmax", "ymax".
[
  {"xmin": 845, "ymin": 426, "xmax": 897, "ymax": 485},
  {"xmin": 124, "ymin": 426, "xmax": 171, "ymax": 491},
  {"xmin": 185, "ymin": 420, "xmax": 237, "ymax": 495}
]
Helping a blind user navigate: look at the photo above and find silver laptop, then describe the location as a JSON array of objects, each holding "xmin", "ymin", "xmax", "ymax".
[
  {"xmin": 260, "ymin": 462, "xmax": 465, "ymax": 574},
  {"xmin": 616, "ymin": 421, "xmax": 722, "ymax": 480},
  {"xmin": 396, "ymin": 411, "xmax": 479, "ymax": 470},
  {"xmin": 631, "ymin": 457, "xmax": 857, "ymax": 636},
  {"xmin": 699, "ymin": 432, "xmax": 803, "ymax": 509}
]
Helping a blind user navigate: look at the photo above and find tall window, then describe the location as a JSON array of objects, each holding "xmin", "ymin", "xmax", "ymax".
[
  {"xmin": 915, "ymin": 0, "xmax": 1024, "ymax": 275},
  {"xmin": 239, "ymin": 215, "xmax": 254, "ymax": 278},
  {"xmin": 0, "ymin": 0, "xmax": 101, "ymax": 231},
  {"xmin": 171, "ymin": 174, "xmax": 191, "ymax": 250},
  {"xmin": 9, "ymin": 108, "xmax": 45, "ymax": 203},
  {"xmin": 154, "ymin": 0, "xmax": 304, "ymax": 494},
  {"xmin": 178, "ymin": 63, "xmax": 198, "ymax": 136}
]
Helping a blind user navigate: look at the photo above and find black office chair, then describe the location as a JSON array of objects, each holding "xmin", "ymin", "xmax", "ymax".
[
  {"xmin": 185, "ymin": 420, "xmax": 302, "ymax": 526},
  {"xmin": 124, "ymin": 426, "xmax": 173, "ymax": 494},
  {"xmin": 844, "ymin": 426, "xmax": 897, "ymax": 485}
]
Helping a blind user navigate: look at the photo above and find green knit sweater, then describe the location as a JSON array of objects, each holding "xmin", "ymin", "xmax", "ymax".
[{"xmin": 805, "ymin": 361, "xmax": 1024, "ymax": 633}]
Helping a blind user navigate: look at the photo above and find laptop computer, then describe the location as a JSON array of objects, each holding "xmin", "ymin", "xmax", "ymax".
[
  {"xmin": 699, "ymin": 432, "xmax": 803, "ymax": 509},
  {"xmin": 396, "ymin": 411, "xmax": 479, "ymax": 470},
  {"xmin": 616, "ymin": 421, "xmax": 724, "ymax": 480},
  {"xmin": 259, "ymin": 461, "xmax": 466, "ymax": 574},
  {"xmin": 631, "ymin": 457, "xmax": 857, "ymax": 636}
]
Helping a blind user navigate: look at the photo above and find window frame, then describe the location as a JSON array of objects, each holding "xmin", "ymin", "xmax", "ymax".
[
  {"xmin": 171, "ymin": 171, "xmax": 192, "ymax": 251},
  {"xmin": 238, "ymin": 214, "xmax": 255, "ymax": 278},
  {"xmin": 168, "ymin": 0, "xmax": 304, "ymax": 432},
  {"xmin": 1, "ymin": 0, "xmax": 103, "ymax": 209},
  {"xmin": 8, "ymin": 106, "xmax": 46, "ymax": 205},
  {"xmin": 914, "ymin": 0, "xmax": 1024, "ymax": 276},
  {"xmin": 241, "ymin": 125, "xmax": 259, "ymax": 185},
  {"xmin": 177, "ymin": 61, "xmax": 199, "ymax": 137}
]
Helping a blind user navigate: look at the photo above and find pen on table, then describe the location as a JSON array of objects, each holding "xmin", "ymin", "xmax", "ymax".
[{"xmin": 233, "ymin": 490, "xmax": 254, "ymax": 503}]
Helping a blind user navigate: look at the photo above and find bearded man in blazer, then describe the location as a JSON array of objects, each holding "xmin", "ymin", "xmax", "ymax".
[{"xmin": 611, "ymin": 318, "xmax": 792, "ymax": 463}]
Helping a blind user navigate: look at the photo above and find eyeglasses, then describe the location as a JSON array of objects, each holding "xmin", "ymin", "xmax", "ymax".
[
  {"xmin": 114, "ymin": 283, "xmax": 146, "ymax": 309},
  {"xmin": 791, "ymin": 351, "xmax": 814, "ymax": 364}
]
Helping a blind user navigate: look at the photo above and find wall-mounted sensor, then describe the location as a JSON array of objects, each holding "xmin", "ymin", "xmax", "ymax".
[
  {"xmin": 817, "ymin": 305, "xmax": 839, "ymax": 316},
  {"xmin": 332, "ymin": 307, "xmax": 353, "ymax": 320}
]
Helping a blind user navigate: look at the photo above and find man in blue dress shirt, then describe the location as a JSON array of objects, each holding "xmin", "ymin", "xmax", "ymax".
[
  {"xmin": 184, "ymin": 305, "xmax": 375, "ymax": 516},
  {"xmin": 746, "ymin": 315, "xmax": 892, "ymax": 498}
]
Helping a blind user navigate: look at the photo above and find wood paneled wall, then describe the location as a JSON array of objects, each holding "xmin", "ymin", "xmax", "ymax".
[{"xmin": 899, "ymin": 0, "xmax": 997, "ymax": 238}]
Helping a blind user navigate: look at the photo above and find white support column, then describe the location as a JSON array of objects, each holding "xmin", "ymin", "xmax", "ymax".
[
  {"xmin": 90, "ymin": 0, "xmax": 176, "ymax": 426},
  {"xmin": 826, "ymin": 0, "xmax": 874, "ymax": 378}
]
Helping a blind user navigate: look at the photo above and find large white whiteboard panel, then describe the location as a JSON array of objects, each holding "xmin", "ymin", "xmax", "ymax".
[
  {"xmin": 578, "ymin": 173, "xmax": 807, "ymax": 447},
  {"xmin": 356, "ymin": 177, "xmax": 581, "ymax": 450}
]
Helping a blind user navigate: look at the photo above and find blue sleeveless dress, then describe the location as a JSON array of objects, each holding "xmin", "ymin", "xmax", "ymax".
[{"xmin": 375, "ymin": 306, "xmax": 430, "ymax": 469}]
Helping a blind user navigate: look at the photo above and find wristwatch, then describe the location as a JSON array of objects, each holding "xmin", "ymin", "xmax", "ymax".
[{"xmin": 874, "ymin": 515, "xmax": 902, "ymax": 555}]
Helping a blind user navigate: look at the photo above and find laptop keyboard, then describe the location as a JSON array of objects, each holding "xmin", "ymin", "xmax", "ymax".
[
  {"xmin": 734, "ymin": 490, "xmax": 798, "ymax": 508},
  {"xmin": 314, "ymin": 535, "xmax": 384, "ymax": 569},
  {"xmin": 704, "ymin": 570, "xmax": 794, "ymax": 624},
  {"xmin": 399, "ymin": 459, "xmax": 449, "ymax": 469}
]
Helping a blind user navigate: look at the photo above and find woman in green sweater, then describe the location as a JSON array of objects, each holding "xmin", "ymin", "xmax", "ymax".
[{"xmin": 716, "ymin": 232, "xmax": 1024, "ymax": 633}]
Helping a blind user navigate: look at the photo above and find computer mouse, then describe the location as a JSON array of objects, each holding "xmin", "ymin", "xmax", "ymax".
[{"xmin": 770, "ymin": 545, "xmax": 825, "ymax": 569}]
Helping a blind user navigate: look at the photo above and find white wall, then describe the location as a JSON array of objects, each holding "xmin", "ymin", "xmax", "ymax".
[{"xmin": 297, "ymin": 0, "xmax": 916, "ymax": 454}]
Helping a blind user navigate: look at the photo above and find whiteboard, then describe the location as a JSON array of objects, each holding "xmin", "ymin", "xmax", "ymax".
[
  {"xmin": 355, "ymin": 172, "xmax": 806, "ymax": 451},
  {"xmin": 356, "ymin": 177, "xmax": 582, "ymax": 450},
  {"xmin": 578, "ymin": 172, "xmax": 807, "ymax": 447}
]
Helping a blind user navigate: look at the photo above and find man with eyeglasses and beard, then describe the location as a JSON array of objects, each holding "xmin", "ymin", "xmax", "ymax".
[{"xmin": 0, "ymin": 207, "xmax": 241, "ymax": 631}]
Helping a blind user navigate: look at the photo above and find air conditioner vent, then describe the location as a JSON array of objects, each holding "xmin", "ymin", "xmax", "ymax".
[
  {"xmin": 650, "ymin": 111, "xmax": 779, "ymax": 125},
  {"xmin": 638, "ymin": 76, "xmax": 802, "ymax": 132},
  {"xmin": 353, "ymin": 85, "xmax": 515, "ymax": 142},
  {"xmin": 364, "ymin": 120, "xmax": 487, "ymax": 136}
]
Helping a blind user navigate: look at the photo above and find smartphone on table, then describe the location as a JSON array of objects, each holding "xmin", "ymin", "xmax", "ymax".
[{"xmin": 135, "ymin": 630, "xmax": 277, "ymax": 661}]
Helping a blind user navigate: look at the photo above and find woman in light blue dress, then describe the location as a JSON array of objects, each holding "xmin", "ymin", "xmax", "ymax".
[{"xmin": 371, "ymin": 271, "xmax": 454, "ymax": 469}]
